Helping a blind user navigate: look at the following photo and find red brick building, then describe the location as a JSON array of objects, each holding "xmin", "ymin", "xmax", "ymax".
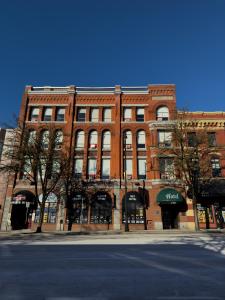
[{"xmin": 1, "ymin": 84, "xmax": 225, "ymax": 231}]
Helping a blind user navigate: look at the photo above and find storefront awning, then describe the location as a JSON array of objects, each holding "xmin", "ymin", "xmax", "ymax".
[{"xmin": 157, "ymin": 188, "xmax": 183, "ymax": 205}]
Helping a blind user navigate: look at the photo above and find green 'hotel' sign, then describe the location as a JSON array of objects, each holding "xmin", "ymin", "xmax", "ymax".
[{"xmin": 157, "ymin": 188, "xmax": 183, "ymax": 205}]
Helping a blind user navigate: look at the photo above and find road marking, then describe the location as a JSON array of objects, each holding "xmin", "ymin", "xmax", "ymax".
[{"xmin": 157, "ymin": 297, "xmax": 222, "ymax": 300}]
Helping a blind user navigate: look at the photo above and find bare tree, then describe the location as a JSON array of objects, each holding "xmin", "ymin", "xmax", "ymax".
[
  {"xmin": 164, "ymin": 110, "xmax": 217, "ymax": 230},
  {"xmin": 0, "ymin": 123, "xmax": 69, "ymax": 233}
]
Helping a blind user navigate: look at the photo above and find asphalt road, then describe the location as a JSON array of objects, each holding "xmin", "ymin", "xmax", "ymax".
[{"xmin": 0, "ymin": 233, "xmax": 225, "ymax": 300}]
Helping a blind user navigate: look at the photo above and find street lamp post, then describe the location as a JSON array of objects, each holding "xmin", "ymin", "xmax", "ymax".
[{"xmin": 123, "ymin": 133, "xmax": 129, "ymax": 232}]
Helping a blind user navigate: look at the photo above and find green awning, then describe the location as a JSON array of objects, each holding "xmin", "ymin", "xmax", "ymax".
[{"xmin": 157, "ymin": 188, "xmax": 183, "ymax": 205}]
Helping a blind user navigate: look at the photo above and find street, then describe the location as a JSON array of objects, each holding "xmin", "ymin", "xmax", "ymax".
[{"xmin": 0, "ymin": 232, "xmax": 225, "ymax": 300}]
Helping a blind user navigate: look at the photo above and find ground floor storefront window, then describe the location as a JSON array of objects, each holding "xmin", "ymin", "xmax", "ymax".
[
  {"xmin": 197, "ymin": 203, "xmax": 225, "ymax": 229},
  {"xmin": 34, "ymin": 193, "xmax": 58, "ymax": 224},
  {"xmin": 122, "ymin": 191, "xmax": 145, "ymax": 224}
]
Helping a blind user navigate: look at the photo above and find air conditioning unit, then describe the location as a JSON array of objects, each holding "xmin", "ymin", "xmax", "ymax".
[
  {"xmin": 90, "ymin": 144, "xmax": 97, "ymax": 149},
  {"xmin": 89, "ymin": 174, "xmax": 96, "ymax": 180},
  {"xmin": 55, "ymin": 144, "xmax": 62, "ymax": 150},
  {"xmin": 124, "ymin": 118, "xmax": 131, "ymax": 122},
  {"xmin": 31, "ymin": 118, "xmax": 38, "ymax": 122},
  {"xmin": 127, "ymin": 175, "xmax": 132, "ymax": 180}
]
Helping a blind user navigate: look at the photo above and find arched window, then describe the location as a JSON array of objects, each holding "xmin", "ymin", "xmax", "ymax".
[
  {"xmin": 41, "ymin": 130, "xmax": 49, "ymax": 149},
  {"xmin": 76, "ymin": 130, "xmax": 85, "ymax": 148},
  {"xmin": 123, "ymin": 130, "xmax": 132, "ymax": 149},
  {"xmin": 89, "ymin": 130, "xmax": 98, "ymax": 149},
  {"xmin": 90, "ymin": 192, "xmax": 112, "ymax": 224},
  {"xmin": 156, "ymin": 106, "xmax": 169, "ymax": 121},
  {"xmin": 102, "ymin": 130, "xmax": 111, "ymax": 149},
  {"xmin": 28, "ymin": 130, "xmax": 36, "ymax": 144},
  {"xmin": 55, "ymin": 130, "xmax": 63, "ymax": 150},
  {"xmin": 137, "ymin": 130, "xmax": 146, "ymax": 148},
  {"xmin": 122, "ymin": 191, "xmax": 145, "ymax": 224}
]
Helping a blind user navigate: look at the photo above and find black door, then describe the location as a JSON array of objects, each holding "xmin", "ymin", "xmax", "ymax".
[
  {"xmin": 162, "ymin": 206, "xmax": 179, "ymax": 229},
  {"xmin": 11, "ymin": 204, "xmax": 27, "ymax": 230}
]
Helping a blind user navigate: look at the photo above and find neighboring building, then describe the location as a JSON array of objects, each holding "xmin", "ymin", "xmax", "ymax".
[{"xmin": 1, "ymin": 85, "xmax": 225, "ymax": 231}]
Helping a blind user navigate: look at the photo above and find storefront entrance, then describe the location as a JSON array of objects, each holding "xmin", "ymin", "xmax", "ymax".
[
  {"xmin": 11, "ymin": 191, "xmax": 37, "ymax": 230},
  {"xmin": 157, "ymin": 188, "xmax": 185, "ymax": 230},
  {"xmin": 161, "ymin": 205, "xmax": 179, "ymax": 229}
]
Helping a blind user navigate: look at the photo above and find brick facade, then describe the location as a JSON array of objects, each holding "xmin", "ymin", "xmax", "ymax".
[{"xmin": 1, "ymin": 85, "xmax": 225, "ymax": 231}]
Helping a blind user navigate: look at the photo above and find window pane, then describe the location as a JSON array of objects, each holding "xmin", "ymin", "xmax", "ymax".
[
  {"xmin": 102, "ymin": 131, "xmax": 111, "ymax": 149},
  {"xmin": 74, "ymin": 159, "xmax": 83, "ymax": 176},
  {"xmin": 56, "ymin": 108, "xmax": 65, "ymax": 121},
  {"xmin": 76, "ymin": 131, "xmax": 85, "ymax": 148},
  {"xmin": 89, "ymin": 131, "xmax": 98, "ymax": 147},
  {"xmin": 103, "ymin": 108, "xmax": 111, "ymax": 122},
  {"xmin": 138, "ymin": 159, "xmax": 146, "ymax": 178},
  {"xmin": 136, "ymin": 108, "xmax": 144, "ymax": 122},
  {"xmin": 88, "ymin": 159, "xmax": 97, "ymax": 175},
  {"xmin": 43, "ymin": 108, "xmax": 52, "ymax": 121},
  {"xmin": 30, "ymin": 107, "xmax": 39, "ymax": 121},
  {"xmin": 137, "ymin": 131, "xmax": 146, "ymax": 148},
  {"xmin": 124, "ymin": 131, "xmax": 132, "ymax": 147},
  {"xmin": 157, "ymin": 106, "xmax": 169, "ymax": 120},
  {"xmin": 101, "ymin": 159, "xmax": 110, "ymax": 179},
  {"xmin": 124, "ymin": 108, "xmax": 132, "ymax": 120},
  {"xmin": 90, "ymin": 108, "xmax": 99, "ymax": 122},
  {"xmin": 125, "ymin": 159, "xmax": 133, "ymax": 175},
  {"xmin": 77, "ymin": 108, "xmax": 86, "ymax": 121}
]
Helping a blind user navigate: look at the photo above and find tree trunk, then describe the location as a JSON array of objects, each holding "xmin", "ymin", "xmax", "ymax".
[{"xmin": 36, "ymin": 201, "xmax": 45, "ymax": 233}]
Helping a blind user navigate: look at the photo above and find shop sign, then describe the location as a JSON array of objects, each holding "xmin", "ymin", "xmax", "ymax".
[{"xmin": 157, "ymin": 188, "xmax": 183, "ymax": 205}]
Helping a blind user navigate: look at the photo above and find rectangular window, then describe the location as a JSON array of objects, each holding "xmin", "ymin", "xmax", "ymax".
[
  {"xmin": 29, "ymin": 107, "xmax": 39, "ymax": 122},
  {"xmin": 159, "ymin": 158, "xmax": 174, "ymax": 179},
  {"xmin": 187, "ymin": 132, "xmax": 197, "ymax": 147},
  {"xmin": 43, "ymin": 108, "xmax": 52, "ymax": 121},
  {"xmin": 123, "ymin": 108, "xmax": 132, "ymax": 121},
  {"xmin": 138, "ymin": 158, "xmax": 146, "ymax": 179},
  {"xmin": 158, "ymin": 131, "xmax": 172, "ymax": 147},
  {"xmin": 211, "ymin": 158, "xmax": 221, "ymax": 177},
  {"xmin": 56, "ymin": 108, "xmax": 65, "ymax": 122},
  {"xmin": 88, "ymin": 158, "xmax": 97, "ymax": 179},
  {"xmin": 90, "ymin": 108, "xmax": 99, "ymax": 122},
  {"xmin": 136, "ymin": 108, "xmax": 144, "ymax": 122},
  {"xmin": 103, "ymin": 108, "xmax": 112, "ymax": 122},
  {"xmin": 125, "ymin": 159, "xmax": 133, "ymax": 178},
  {"xmin": 77, "ymin": 108, "xmax": 86, "ymax": 122},
  {"xmin": 208, "ymin": 132, "xmax": 216, "ymax": 147},
  {"xmin": 101, "ymin": 158, "xmax": 110, "ymax": 179},
  {"xmin": 74, "ymin": 159, "xmax": 83, "ymax": 178}
]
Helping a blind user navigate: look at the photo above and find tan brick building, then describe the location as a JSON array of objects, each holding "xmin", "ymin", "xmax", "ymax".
[{"xmin": 1, "ymin": 84, "xmax": 225, "ymax": 231}]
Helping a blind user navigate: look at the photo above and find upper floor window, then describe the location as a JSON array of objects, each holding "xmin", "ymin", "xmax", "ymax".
[
  {"xmin": 208, "ymin": 132, "xmax": 217, "ymax": 147},
  {"xmin": 29, "ymin": 107, "xmax": 39, "ymax": 122},
  {"xmin": 158, "ymin": 131, "xmax": 172, "ymax": 148},
  {"xmin": 74, "ymin": 158, "xmax": 83, "ymax": 178},
  {"xmin": 77, "ymin": 108, "xmax": 86, "ymax": 122},
  {"xmin": 123, "ymin": 108, "xmax": 132, "ymax": 121},
  {"xmin": 137, "ymin": 158, "xmax": 146, "ymax": 179},
  {"xmin": 102, "ymin": 131, "xmax": 111, "ymax": 150},
  {"xmin": 54, "ymin": 130, "xmax": 63, "ymax": 150},
  {"xmin": 76, "ymin": 130, "xmax": 85, "ymax": 148},
  {"xmin": 56, "ymin": 108, "xmax": 65, "ymax": 122},
  {"xmin": 125, "ymin": 159, "xmax": 133, "ymax": 178},
  {"xmin": 28, "ymin": 130, "xmax": 36, "ymax": 145},
  {"xmin": 90, "ymin": 108, "xmax": 99, "ymax": 122},
  {"xmin": 137, "ymin": 130, "xmax": 146, "ymax": 148},
  {"xmin": 136, "ymin": 108, "xmax": 144, "ymax": 122},
  {"xmin": 41, "ymin": 130, "xmax": 49, "ymax": 149},
  {"xmin": 156, "ymin": 106, "xmax": 169, "ymax": 121},
  {"xmin": 159, "ymin": 157, "xmax": 175, "ymax": 179},
  {"xmin": 43, "ymin": 107, "xmax": 52, "ymax": 122},
  {"xmin": 101, "ymin": 158, "xmax": 110, "ymax": 179},
  {"xmin": 124, "ymin": 130, "xmax": 132, "ymax": 149},
  {"xmin": 103, "ymin": 108, "xmax": 112, "ymax": 122},
  {"xmin": 187, "ymin": 132, "xmax": 197, "ymax": 147},
  {"xmin": 89, "ymin": 130, "xmax": 98, "ymax": 149},
  {"xmin": 87, "ymin": 158, "xmax": 97, "ymax": 179},
  {"xmin": 211, "ymin": 158, "xmax": 221, "ymax": 177}
]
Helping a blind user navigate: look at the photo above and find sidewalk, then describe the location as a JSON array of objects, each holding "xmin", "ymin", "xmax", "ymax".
[{"xmin": 0, "ymin": 228, "xmax": 224, "ymax": 237}]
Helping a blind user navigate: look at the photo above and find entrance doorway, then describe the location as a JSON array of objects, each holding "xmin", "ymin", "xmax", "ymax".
[
  {"xmin": 11, "ymin": 204, "xmax": 28, "ymax": 230},
  {"xmin": 161, "ymin": 205, "xmax": 179, "ymax": 229}
]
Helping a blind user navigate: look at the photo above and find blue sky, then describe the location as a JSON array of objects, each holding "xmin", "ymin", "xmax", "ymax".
[{"xmin": 0, "ymin": 0, "xmax": 225, "ymax": 124}]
